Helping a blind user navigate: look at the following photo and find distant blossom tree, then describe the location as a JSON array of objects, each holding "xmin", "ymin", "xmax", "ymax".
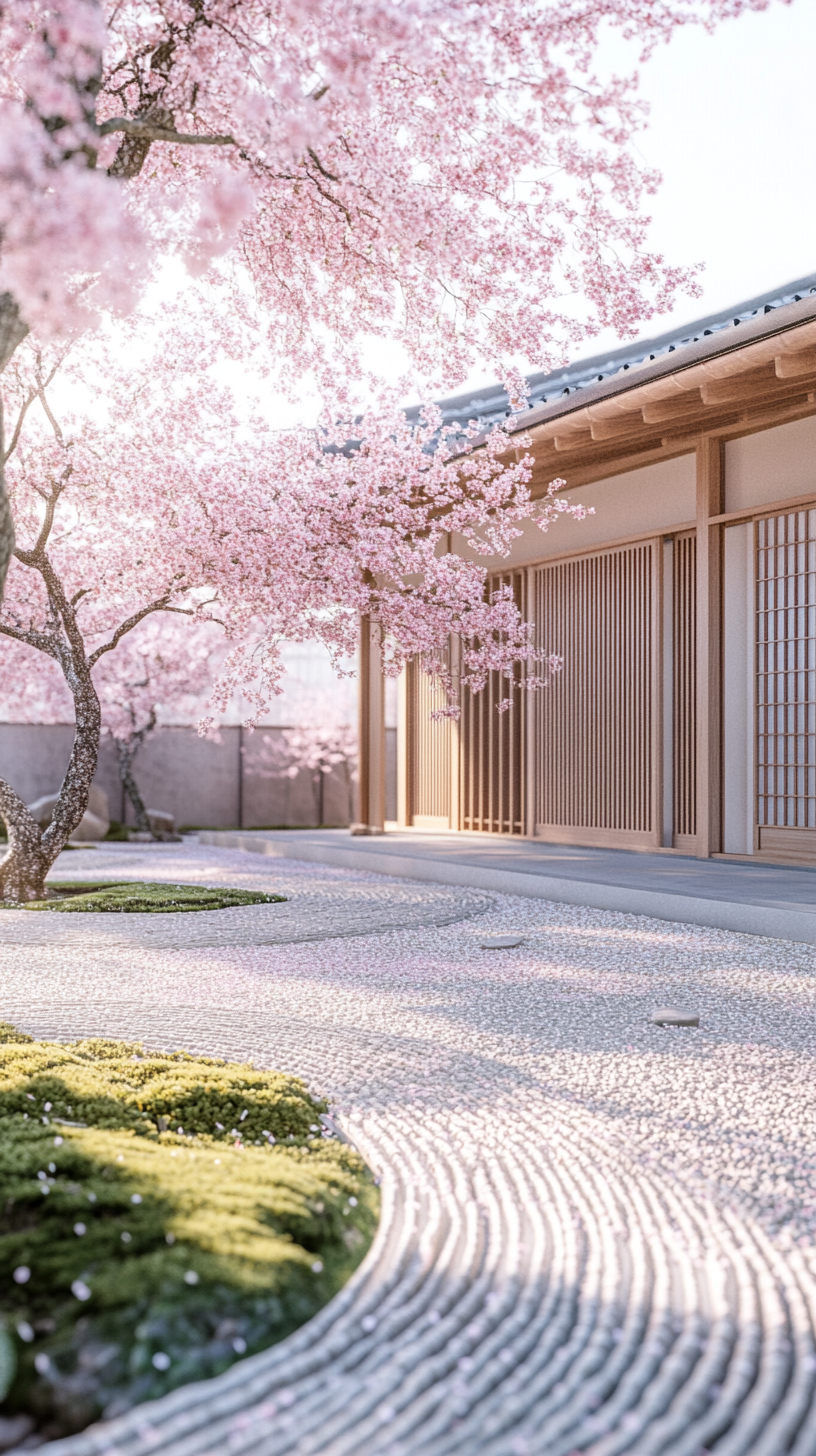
[
  {"xmin": 0, "ymin": 0, "xmax": 776, "ymax": 590},
  {"xmin": 258, "ymin": 691, "xmax": 358, "ymax": 826},
  {"xmin": 95, "ymin": 619, "xmax": 222, "ymax": 837}
]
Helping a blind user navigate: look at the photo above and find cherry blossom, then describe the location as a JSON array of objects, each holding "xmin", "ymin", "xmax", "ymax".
[
  {"xmin": 0, "ymin": 308, "xmax": 584, "ymax": 898},
  {"xmin": 0, "ymin": 0, "xmax": 776, "ymax": 592},
  {"xmin": 257, "ymin": 692, "xmax": 358, "ymax": 825}
]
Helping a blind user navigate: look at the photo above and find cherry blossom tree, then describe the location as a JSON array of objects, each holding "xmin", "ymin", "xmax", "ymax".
[
  {"xmin": 95, "ymin": 619, "xmax": 222, "ymax": 837},
  {"xmin": 0, "ymin": 0, "xmax": 777, "ymax": 594},
  {"xmin": 0, "ymin": 305, "xmax": 588, "ymax": 899},
  {"xmin": 257, "ymin": 688, "xmax": 358, "ymax": 826}
]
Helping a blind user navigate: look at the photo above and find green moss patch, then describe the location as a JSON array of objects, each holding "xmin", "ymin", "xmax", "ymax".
[
  {"xmin": 20, "ymin": 881, "xmax": 287, "ymax": 914},
  {"xmin": 0, "ymin": 1025, "xmax": 377, "ymax": 1442}
]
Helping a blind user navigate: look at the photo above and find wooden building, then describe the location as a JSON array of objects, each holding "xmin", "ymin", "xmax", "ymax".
[{"xmin": 358, "ymin": 276, "xmax": 816, "ymax": 867}]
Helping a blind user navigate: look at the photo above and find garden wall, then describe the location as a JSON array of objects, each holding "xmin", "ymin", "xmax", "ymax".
[{"xmin": 0, "ymin": 724, "xmax": 397, "ymax": 830}]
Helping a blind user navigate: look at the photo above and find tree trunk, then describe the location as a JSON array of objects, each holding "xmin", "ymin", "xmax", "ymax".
[
  {"xmin": 0, "ymin": 293, "xmax": 30, "ymax": 601},
  {"xmin": 0, "ymin": 672, "xmax": 101, "ymax": 902},
  {"xmin": 116, "ymin": 739, "xmax": 152, "ymax": 835},
  {"xmin": 0, "ymin": 782, "xmax": 51, "ymax": 902}
]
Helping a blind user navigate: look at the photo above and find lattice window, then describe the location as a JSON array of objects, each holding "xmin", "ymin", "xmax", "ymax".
[
  {"xmin": 534, "ymin": 542, "xmax": 654, "ymax": 836},
  {"xmin": 756, "ymin": 508, "xmax": 816, "ymax": 829}
]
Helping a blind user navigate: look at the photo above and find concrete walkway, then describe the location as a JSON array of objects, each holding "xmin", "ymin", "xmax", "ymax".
[{"xmin": 199, "ymin": 830, "xmax": 816, "ymax": 946}]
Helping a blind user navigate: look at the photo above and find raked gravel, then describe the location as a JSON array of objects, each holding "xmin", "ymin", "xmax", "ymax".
[{"xmin": 1, "ymin": 841, "xmax": 815, "ymax": 1456}]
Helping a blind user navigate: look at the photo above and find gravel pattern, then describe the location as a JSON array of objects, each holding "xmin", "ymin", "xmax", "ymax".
[
  {"xmin": 2, "ymin": 842, "xmax": 816, "ymax": 1456},
  {"xmin": 0, "ymin": 845, "xmax": 493, "ymax": 948}
]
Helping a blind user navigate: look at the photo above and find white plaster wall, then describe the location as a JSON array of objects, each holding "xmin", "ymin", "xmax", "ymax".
[
  {"xmin": 452, "ymin": 453, "xmax": 696, "ymax": 569},
  {"xmin": 725, "ymin": 414, "xmax": 816, "ymax": 513}
]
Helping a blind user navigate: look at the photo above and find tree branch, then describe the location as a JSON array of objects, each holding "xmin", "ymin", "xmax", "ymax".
[
  {"xmin": 0, "ymin": 619, "xmax": 61, "ymax": 658},
  {"xmin": 98, "ymin": 117, "xmax": 235, "ymax": 147},
  {"xmin": 3, "ymin": 388, "xmax": 38, "ymax": 465},
  {"xmin": 88, "ymin": 597, "xmax": 176, "ymax": 666}
]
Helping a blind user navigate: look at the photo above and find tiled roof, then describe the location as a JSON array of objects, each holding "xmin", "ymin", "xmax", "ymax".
[{"xmin": 408, "ymin": 271, "xmax": 816, "ymax": 438}]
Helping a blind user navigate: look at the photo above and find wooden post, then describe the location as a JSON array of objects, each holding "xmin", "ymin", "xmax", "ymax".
[
  {"xmin": 695, "ymin": 437, "xmax": 724, "ymax": 858},
  {"xmin": 355, "ymin": 615, "xmax": 386, "ymax": 833},
  {"xmin": 396, "ymin": 665, "xmax": 408, "ymax": 828},
  {"xmin": 449, "ymin": 636, "xmax": 461, "ymax": 831},
  {"xmin": 651, "ymin": 538, "xmax": 664, "ymax": 849}
]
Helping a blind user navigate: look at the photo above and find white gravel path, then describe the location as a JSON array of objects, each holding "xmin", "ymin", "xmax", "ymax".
[{"xmin": 2, "ymin": 842, "xmax": 816, "ymax": 1456}]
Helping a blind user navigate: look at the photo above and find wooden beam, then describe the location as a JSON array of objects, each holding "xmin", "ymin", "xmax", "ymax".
[
  {"xmin": 355, "ymin": 615, "xmax": 386, "ymax": 832},
  {"xmin": 641, "ymin": 390, "xmax": 702, "ymax": 424},
  {"xmin": 695, "ymin": 438, "xmax": 724, "ymax": 859},
  {"xmin": 527, "ymin": 393, "xmax": 816, "ymax": 496},
  {"xmin": 700, "ymin": 363, "xmax": 778, "ymax": 407},
  {"xmin": 588, "ymin": 414, "xmax": 642, "ymax": 441},
  {"xmin": 553, "ymin": 429, "xmax": 593, "ymax": 452},
  {"xmin": 775, "ymin": 348, "xmax": 816, "ymax": 379}
]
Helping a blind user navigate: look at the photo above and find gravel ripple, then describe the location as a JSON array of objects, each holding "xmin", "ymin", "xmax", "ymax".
[{"xmin": 2, "ymin": 842, "xmax": 815, "ymax": 1456}]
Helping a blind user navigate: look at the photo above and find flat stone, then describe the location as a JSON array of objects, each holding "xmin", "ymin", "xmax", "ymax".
[
  {"xmin": 651, "ymin": 1005, "xmax": 700, "ymax": 1027},
  {"xmin": 480, "ymin": 935, "xmax": 524, "ymax": 950}
]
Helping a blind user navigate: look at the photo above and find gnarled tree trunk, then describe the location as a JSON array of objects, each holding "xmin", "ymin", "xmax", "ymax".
[
  {"xmin": 0, "ymin": 673, "xmax": 101, "ymax": 902},
  {"xmin": 116, "ymin": 736, "xmax": 152, "ymax": 836}
]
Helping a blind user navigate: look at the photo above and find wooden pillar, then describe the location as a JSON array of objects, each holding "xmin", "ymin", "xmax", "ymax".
[
  {"xmin": 354, "ymin": 615, "xmax": 386, "ymax": 833},
  {"xmin": 396, "ymin": 665, "xmax": 409, "ymax": 828},
  {"xmin": 695, "ymin": 437, "xmax": 724, "ymax": 858},
  {"xmin": 449, "ymin": 637, "xmax": 461, "ymax": 831}
]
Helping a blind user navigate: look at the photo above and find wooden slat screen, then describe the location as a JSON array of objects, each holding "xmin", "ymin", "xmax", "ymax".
[
  {"xmin": 533, "ymin": 542, "xmax": 655, "ymax": 839},
  {"xmin": 460, "ymin": 571, "xmax": 526, "ymax": 834},
  {"xmin": 672, "ymin": 531, "xmax": 697, "ymax": 840},
  {"xmin": 756, "ymin": 507, "xmax": 816, "ymax": 830},
  {"xmin": 407, "ymin": 655, "xmax": 451, "ymax": 824}
]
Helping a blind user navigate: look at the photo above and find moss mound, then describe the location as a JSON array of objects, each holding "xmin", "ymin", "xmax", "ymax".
[
  {"xmin": 0, "ymin": 1025, "xmax": 377, "ymax": 1443},
  {"xmin": 20, "ymin": 882, "xmax": 286, "ymax": 914}
]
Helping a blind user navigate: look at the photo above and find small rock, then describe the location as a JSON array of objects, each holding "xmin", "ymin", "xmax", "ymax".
[
  {"xmin": 480, "ymin": 936, "xmax": 523, "ymax": 950},
  {"xmin": 651, "ymin": 1006, "xmax": 699, "ymax": 1027}
]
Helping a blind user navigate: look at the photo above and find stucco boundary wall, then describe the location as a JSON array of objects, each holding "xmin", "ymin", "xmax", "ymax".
[
  {"xmin": 0, "ymin": 724, "xmax": 396, "ymax": 830},
  {"xmin": 198, "ymin": 829, "xmax": 816, "ymax": 946}
]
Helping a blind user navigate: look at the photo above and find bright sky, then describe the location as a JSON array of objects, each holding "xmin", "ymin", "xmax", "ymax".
[{"xmin": 593, "ymin": 0, "xmax": 816, "ymax": 351}]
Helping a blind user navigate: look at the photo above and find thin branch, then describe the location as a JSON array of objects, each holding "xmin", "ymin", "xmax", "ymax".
[
  {"xmin": 35, "ymin": 379, "xmax": 65, "ymax": 447},
  {"xmin": 88, "ymin": 597, "xmax": 177, "ymax": 666},
  {"xmin": 3, "ymin": 388, "xmax": 37, "ymax": 465}
]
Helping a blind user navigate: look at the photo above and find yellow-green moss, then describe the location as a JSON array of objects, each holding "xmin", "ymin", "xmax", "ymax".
[
  {"xmin": 18, "ymin": 881, "xmax": 286, "ymax": 913},
  {"xmin": 0, "ymin": 1030, "xmax": 377, "ymax": 1442}
]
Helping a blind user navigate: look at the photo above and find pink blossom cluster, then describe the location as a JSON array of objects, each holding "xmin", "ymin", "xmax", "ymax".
[
  {"xmin": 0, "ymin": 0, "xmax": 775, "ymax": 378},
  {"xmin": 0, "ymin": 311, "xmax": 589, "ymax": 722}
]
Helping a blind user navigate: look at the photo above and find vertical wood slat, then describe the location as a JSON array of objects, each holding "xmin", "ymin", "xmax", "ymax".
[
  {"xmin": 408, "ymin": 651, "xmax": 452, "ymax": 823},
  {"xmin": 533, "ymin": 540, "xmax": 657, "ymax": 841},
  {"xmin": 756, "ymin": 507, "xmax": 816, "ymax": 830},
  {"xmin": 357, "ymin": 615, "xmax": 386, "ymax": 830},
  {"xmin": 695, "ymin": 438, "xmax": 724, "ymax": 856},
  {"xmin": 459, "ymin": 570, "xmax": 526, "ymax": 834},
  {"xmin": 672, "ymin": 532, "xmax": 697, "ymax": 840}
]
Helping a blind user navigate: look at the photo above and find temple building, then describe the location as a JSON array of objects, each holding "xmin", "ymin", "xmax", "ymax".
[{"xmin": 357, "ymin": 275, "xmax": 816, "ymax": 868}]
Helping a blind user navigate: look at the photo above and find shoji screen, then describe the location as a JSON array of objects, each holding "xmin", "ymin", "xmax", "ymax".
[
  {"xmin": 756, "ymin": 507, "xmax": 816, "ymax": 863},
  {"xmin": 533, "ymin": 541, "xmax": 660, "ymax": 848},
  {"xmin": 460, "ymin": 571, "xmax": 527, "ymax": 835}
]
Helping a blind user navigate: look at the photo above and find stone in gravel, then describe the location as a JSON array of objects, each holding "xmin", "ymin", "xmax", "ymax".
[
  {"xmin": 480, "ymin": 936, "xmax": 524, "ymax": 950},
  {"xmin": 651, "ymin": 1006, "xmax": 700, "ymax": 1027}
]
